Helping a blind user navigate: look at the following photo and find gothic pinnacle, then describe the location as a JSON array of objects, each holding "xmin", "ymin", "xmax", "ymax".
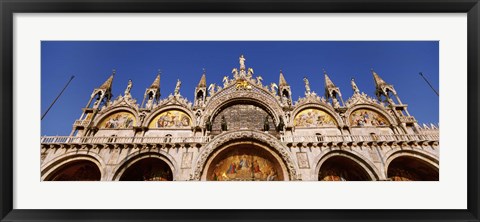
[
  {"xmin": 279, "ymin": 70, "xmax": 288, "ymax": 86},
  {"xmin": 99, "ymin": 70, "xmax": 115, "ymax": 90},
  {"xmin": 198, "ymin": 70, "xmax": 207, "ymax": 87}
]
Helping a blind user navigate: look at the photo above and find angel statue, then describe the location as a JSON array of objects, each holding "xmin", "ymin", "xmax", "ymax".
[
  {"xmin": 303, "ymin": 77, "xmax": 311, "ymax": 95},
  {"xmin": 247, "ymin": 67, "xmax": 254, "ymax": 79},
  {"xmin": 256, "ymin": 76, "xmax": 263, "ymax": 85},
  {"xmin": 208, "ymin": 83, "xmax": 216, "ymax": 95},
  {"xmin": 270, "ymin": 83, "xmax": 278, "ymax": 94},
  {"xmin": 232, "ymin": 68, "xmax": 239, "ymax": 79},
  {"xmin": 223, "ymin": 76, "xmax": 229, "ymax": 87}
]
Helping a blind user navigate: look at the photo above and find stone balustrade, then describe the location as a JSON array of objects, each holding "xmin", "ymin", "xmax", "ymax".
[
  {"xmin": 41, "ymin": 136, "xmax": 210, "ymax": 145},
  {"xmin": 280, "ymin": 133, "xmax": 439, "ymax": 143},
  {"xmin": 41, "ymin": 132, "xmax": 438, "ymax": 147}
]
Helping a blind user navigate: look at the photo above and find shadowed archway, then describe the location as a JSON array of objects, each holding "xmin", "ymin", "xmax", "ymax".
[
  {"xmin": 119, "ymin": 157, "xmax": 173, "ymax": 181},
  {"xmin": 318, "ymin": 156, "xmax": 372, "ymax": 181},
  {"xmin": 387, "ymin": 156, "xmax": 439, "ymax": 181},
  {"xmin": 45, "ymin": 160, "xmax": 101, "ymax": 181}
]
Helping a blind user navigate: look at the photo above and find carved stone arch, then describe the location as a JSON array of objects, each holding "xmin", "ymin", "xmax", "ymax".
[
  {"xmin": 345, "ymin": 104, "xmax": 397, "ymax": 127},
  {"xmin": 111, "ymin": 151, "xmax": 177, "ymax": 181},
  {"xmin": 145, "ymin": 105, "xmax": 195, "ymax": 128},
  {"xmin": 384, "ymin": 149, "xmax": 439, "ymax": 174},
  {"xmin": 192, "ymin": 130, "xmax": 300, "ymax": 181},
  {"xmin": 291, "ymin": 103, "xmax": 344, "ymax": 127},
  {"xmin": 204, "ymin": 84, "xmax": 284, "ymax": 124},
  {"xmin": 41, "ymin": 151, "xmax": 106, "ymax": 181},
  {"xmin": 93, "ymin": 107, "xmax": 139, "ymax": 127},
  {"xmin": 314, "ymin": 149, "xmax": 381, "ymax": 181}
]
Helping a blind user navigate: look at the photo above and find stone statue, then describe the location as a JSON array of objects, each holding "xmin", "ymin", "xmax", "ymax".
[
  {"xmin": 239, "ymin": 55, "xmax": 246, "ymax": 70},
  {"xmin": 277, "ymin": 116, "xmax": 285, "ymax": 132},
  {"xmin": 351, "ymin": 77, "xmax": 360, "ymax": 94},
  {"xmin": 205, "ymin": 116, "xmax": 212, "ymax": 131},
  {"xmin": 247, "ymin": 68, "xmax": 254, "ymax": 79},
  {"xmin": 232, "ymin": 68, "xmax": 239, "ymax": 79},
  {"xmin": 223, "ymin": 76, "xmax": 229, "ymax": 87},
  {"xmin": 221, "ymin": 115, "xmax": 227, "ymax": 131},
  {"xmin": 208, "ymin": 83, "xmax": 216, "ymax": 95},
  {"xmin": 270, "ymin": 83, "xmax": 278, "ymax": 94},
  {"xmin": 146, "ymin": 99, "xmax": 153, "ymax": 109},
  {"xmin": 256, "ymin": 76, "xmax": 263, "ymax": 85},
  {"xmin": 139, "ymin": 112, "xmax": 146, "ymax": 126},
  {"xmin": 195, "ymin": 111, "xmax": 201, "ymax": 126},
  {"xmin": 303, "ymin": 77, "xmax": 311, "ymax": 95},
  {"xmin": 263, "ymin": 116, "xmax": 270, "ymax": 131},
  {"xmin": 174, "ymin": 79, "xmax": 181, "ymax": 95},
  {"xmin": 124, "ymin": 79, "xmax": 132, "ymax": 96}
]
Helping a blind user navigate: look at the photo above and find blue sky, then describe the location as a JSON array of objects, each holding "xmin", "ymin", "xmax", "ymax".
[{"xmin": 41, "ymin": 41, "xmax": 439, "ymax": 136}]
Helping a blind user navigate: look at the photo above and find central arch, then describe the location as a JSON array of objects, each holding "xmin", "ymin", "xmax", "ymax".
[
  {"xmin": 204, "ymin": 141, "xmax": 286, "ymax": 181},
  {"xmin": 192, "ymin": 130, "xmax": 299, "ymax": 181}
]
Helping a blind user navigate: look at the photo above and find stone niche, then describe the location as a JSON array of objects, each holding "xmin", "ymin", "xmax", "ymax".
[{"xmin": 211, "ymin": 104, "xmax": 276, "ymax": 133}]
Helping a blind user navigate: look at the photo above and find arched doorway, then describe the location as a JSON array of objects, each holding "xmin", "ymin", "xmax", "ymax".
[
  {"xmin": 119, "ymin": 157, "xmax": 173, "ymax": 181},
  {"xmin": 204, "ymin": 142, "xmax": 286, "ymax": 181},
  {"xmin": 45, "ymin": 160, "xmax": 101, "ymax": 181},
  {"xmin": 318, "ymin": 156, "xmax": 372, "ymax": 181},
  {"xmin": 387, "ymin": 156, "xmax": 439, "ymax": 181}
]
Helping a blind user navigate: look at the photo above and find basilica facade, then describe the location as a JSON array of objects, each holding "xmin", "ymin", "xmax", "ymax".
[{"xmin": 40, "ymin": 55, "xmax": 439, "ymax": 181}]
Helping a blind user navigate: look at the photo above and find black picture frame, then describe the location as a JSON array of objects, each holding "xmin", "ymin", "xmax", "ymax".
[{"xmin": 1, "ymin": 0, "xmax": 479, "ymax": 221}]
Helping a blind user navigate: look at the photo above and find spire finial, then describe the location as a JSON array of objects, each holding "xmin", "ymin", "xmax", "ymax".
[
  {"xmin": 279, "ymin": 69, "xmax": 288, "ymax": 86},
  {"xmin": 99, "ymin": 71, "xmax": 115, "ymax": 90},
  {"xmin": 149, "ymin": 73, "xmax": 161, "ymax": 89},
  {"xmin": 198, "ymin": 70, "xmax": 207, "ymax": 87}
]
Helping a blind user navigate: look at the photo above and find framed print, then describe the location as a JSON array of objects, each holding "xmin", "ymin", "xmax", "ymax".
[{"xmin": 1, "ymin": 0, "xmax": 479, "ymax": 221}]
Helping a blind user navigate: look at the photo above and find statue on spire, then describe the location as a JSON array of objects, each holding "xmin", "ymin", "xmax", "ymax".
[
  {"xmin": 239, "ymin": 54, "xmax": 246, "ymax": 70},
  {"xmin": 303, "ymin": 77, "xmax": 311, "ymax": 95},
  {"xmin": 174, "ymin": 79, "xmax": 181, "ymax": 95},
  {"xmin": 351, "ymin": 77, "xmax": 360, "ymax": 94},
  {"xmin": 124, "ymin": 79, "xmax": 132, "ymax": 96}
]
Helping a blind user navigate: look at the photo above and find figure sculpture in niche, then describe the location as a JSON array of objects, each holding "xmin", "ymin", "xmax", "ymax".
[
  {"xmin": 263, "ymin": 115, "xmax": 270, "ymax": 131},
  {"xmin": 277, "ymin": 116, "xmax": 285, "ymax": 132},
  {"xmin": 221, "ymin": 115, "xmax": 228, "ymax": 131},
  {"xmin": 205, "ymin": 116, "xmax": 212, "ymax": 131}
]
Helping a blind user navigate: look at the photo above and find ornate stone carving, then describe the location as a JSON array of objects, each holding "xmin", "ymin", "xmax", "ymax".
[{"xmin": 191, "ymin": 130, "xmax": 300, "ymax": 181}]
